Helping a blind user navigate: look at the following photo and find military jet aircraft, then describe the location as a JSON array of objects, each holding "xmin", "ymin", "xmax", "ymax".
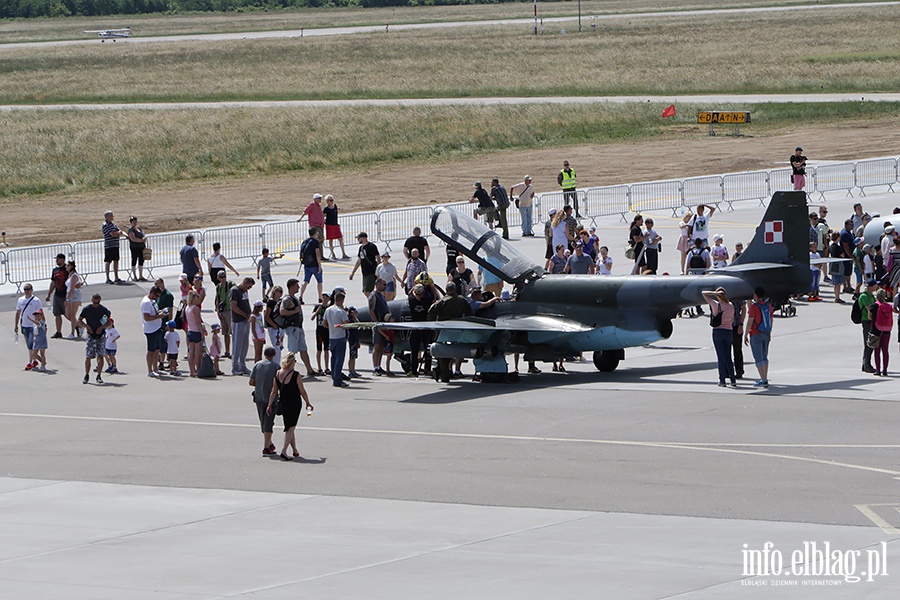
[
  {"xmin": 84, "ymin": 27, "xmax": 132, "ymax": 41},
  {"xmin": 351, "ymin": 191, "xmax": 809, "ymax": 376}
]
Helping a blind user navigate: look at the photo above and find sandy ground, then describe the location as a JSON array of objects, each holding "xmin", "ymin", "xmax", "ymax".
[{"xmin": 5, "ymin": 118, "xmax": 899, "ymax": 247}]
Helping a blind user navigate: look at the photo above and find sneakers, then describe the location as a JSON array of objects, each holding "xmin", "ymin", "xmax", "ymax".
[
  {"xmin": 373, "ymin": 367, "xmax": 386, "ymax": 376},
  {"xmin": 148, "ymin": 371, "xmax": 160, "ymax": 378},
  {"xmin": 83, "ymin": 374, "xmax": 89, "ymax": 384},
  {"xmin": 170, "ymin": 370, "xmax": 182, "ymax": 376},
  {"xmin": 66, "ymin": 334, "xmax": 76, "ymax": 340},
  {"xmin": 96, "ymin": 374, "xmax": 103, "ymax": 384},
  {"xmin": 262, "ymin": 448, "xmax": 277, "ymax": 456},
  {"xmin": 452, "ymin": 370, "xmax": 464, "ymax": 378},
  {"xmin": 333, "ymin": 381, "xmax": 349, "ymax": 388},
  {"xmin": 863, "ymin": 365, "xmax": 875, "ymax": 373},
  {"xmin": 348, "ymin": 371, "xmax": 361, "ymax": 378},
  {"xmin": 51, "ymin": 332, "xmax": 63, "ymax": 339},
  {"xmin": 25, "ymin": 362, "xmax": 35, "ymax": 371},
  {"xmin": 753, "ymin": 379, "xmax": 769, "ymax": 388},
  {"xmin": 340, "ymin": 372, "xmax": 350, "ymax": 381}
]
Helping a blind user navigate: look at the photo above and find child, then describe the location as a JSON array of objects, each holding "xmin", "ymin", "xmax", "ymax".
[
  {"xmin": 596, "ymin": 246, "xmax": 613, "ymax": 275},
  {"xmin": 808, "ymin": 242, "xmax": 822, "ymax": 301},
  {"xmin": 104, "ymin": 318, "xmax": 121, "ymax": 373},
  {"xmin": 311, "ymin": 292, "xmax": 331, "ymax": 375},
  {"xmin": 862, "ymin": 243, "xmax": 875, "ymax": 283},
  {"xmin": 250, "ymin": 300, "xmax": 266, "ymax": 363},
  {"xmin": 731, "ymin": 242, "xmax": 744, "ymax": 263},
  {"xmin": 28, "ymin": 309, "xmax": 48, "ymax": 371},
  {"xmin": 711, "ymin": 234, "xmax": 729, "ymax": 268},
  {"xmin": 164, "ymin": 320, "xmax": 182, "ymax": 376},
  {"xmin": 209, "ymin": 323, "xmax": 224, "ymax": 376},
  {"xmin": 178, "ymin": 274, "xmax": 191, "ymax": 304},
  {"xmin": 347, "ymin": 306, "xmax": 361, "ymax": 378},
  {"xmin": 256, "ymin": 248, "xmax": 276, "ymax": 299}
]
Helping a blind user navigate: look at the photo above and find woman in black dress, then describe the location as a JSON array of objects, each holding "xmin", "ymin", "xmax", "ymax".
[{"xmin": 267, "ymin": 352, "xmax": 314, "ymax": 461}]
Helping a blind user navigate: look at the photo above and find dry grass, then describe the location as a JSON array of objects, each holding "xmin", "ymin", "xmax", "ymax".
[
  {"xmin": 2, "ymin": 5, "xmax": 899, "ymax": 104},
  {"xmin": 0, "ymin": 102, "xmax": 897, "ymax": 199},
  {"xmin": 0, "ymin": 0, "xmax": 826, "ymax": 43}
]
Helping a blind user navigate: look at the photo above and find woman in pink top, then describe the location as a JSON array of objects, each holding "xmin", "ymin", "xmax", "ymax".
[
  {"xmin": 703, "ymin": 287, "xmax": 737, "ymax": 387},
  {"xmin": 871, "ymin": 289, "xmax": 893, "ymax": 377},
  {"xmin": 185, "ymin": 290, "xmax": 204, "ymax": 377}
]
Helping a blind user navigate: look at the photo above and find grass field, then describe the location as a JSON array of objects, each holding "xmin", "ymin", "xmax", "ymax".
[
  {"xmin": 1, "ymin": 102, "xmax": 897, "ymax": 199},
  {"xmin": 2, "ymin": 5, "xmax": 899, "ymax": 104},
  {"xmin": 0, "ymin": 0, "xmax": 845, "ymax": 43}
]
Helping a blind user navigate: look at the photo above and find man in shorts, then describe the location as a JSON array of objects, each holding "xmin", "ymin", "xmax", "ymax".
[
  {"xmin": 349, "ymin": 232, "xmax": 380, "ymax": 299},
  {"xmin": 215, "ymin": 271, "xmax": 235, "ymax": 357},
  {"xmin": 280, "ymin": 278, "xmax": 316, "ymax": 377},
  {"xmin": 299, "ymin": 228, "xmax": 323, "ymax": 304},
  {"xmin": 300, "ymin": 193, "xmax": 326, "ymax": 243},
  {"xmin": 15, "ymin": 283, "xmax": 42, "ymax": 370},
  {"xmin": 102, "ymin": 211, "xmax": 125, "ymax": 284},
  {"xmin": 45, "ymin": 253, "xmax": 68, "ymax": 338},
  {"xmin": 368, "ymin": 277, "xmax": 395, "ymax": 376},
  {"xmin": 249, "ymin": 346, "xmax": 280, "ymax": 456},
  {"xmin": 78, "ymin": 293, "xmax": 111, "ymax": 385}
]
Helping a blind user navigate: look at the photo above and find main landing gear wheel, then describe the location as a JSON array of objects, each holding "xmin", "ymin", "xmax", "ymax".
[{"xmin": 593, "ymin": 350, "xmax": 623, "ymax": 372}]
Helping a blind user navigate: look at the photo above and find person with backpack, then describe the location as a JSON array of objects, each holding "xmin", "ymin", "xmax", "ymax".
[
  {"xmin": 744, "ymin": 287, "xmax": 774, "ymax": 388},
  {"xmin": 853, "ymin": 279, "xmax": 878, "ymax": 373},
  {"xmin": 299, "ymin": 228, "xmax": 323, "ymax": 305},
  {"xmin": 687, "ymin": 238, "xmax": 711, "ymax": 316},
  {"xmin": 279, "ymin": 278, "xmax": 316, "ymax": 378},
  {"xmin": 264, "ymin": 285, "xmax": 285, "ymax": 365},
  {"xmin": 702, "ymin": 287, "xmax": 737, "ymax": 387},
  {"xmin": 871, "ymin": 289, "xmax": 893, "ymax": 377},
  {"xmin": 490, "ymin": 177, "xmax": 510, "ymax": 240}
]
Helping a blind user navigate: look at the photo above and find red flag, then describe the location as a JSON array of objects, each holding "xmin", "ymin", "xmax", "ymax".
[{"xmin": 661, "ymin": 104, "xmax": 676, "ymax": 118}]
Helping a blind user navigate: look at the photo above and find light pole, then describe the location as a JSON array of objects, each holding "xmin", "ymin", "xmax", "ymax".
[{"xmin": 578, "ymin": 0, "xmax": 582, "ymax": 32}]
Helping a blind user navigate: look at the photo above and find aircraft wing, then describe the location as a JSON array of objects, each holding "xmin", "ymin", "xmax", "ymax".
[
  {"xmin": 710, "ymin": 262, "xmax": 793, "ymax": 273},
  {"xmin": 341, "ymin": 314, "xmax": 592, "ymax": 333},
  {"xmin": 810, "ymin": 257, "xmax": 853, "ymax": 265}
]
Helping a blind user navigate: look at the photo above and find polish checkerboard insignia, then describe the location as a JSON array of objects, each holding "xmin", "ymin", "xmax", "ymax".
[{"xmin": 764, "ymin": 220, "xmax": 783, "ymax": 244}]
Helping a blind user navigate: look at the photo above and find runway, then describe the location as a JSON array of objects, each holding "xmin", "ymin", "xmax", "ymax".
[{"xmin": 2, "ymin": 191, "xmax": 900, "ymax": 597}]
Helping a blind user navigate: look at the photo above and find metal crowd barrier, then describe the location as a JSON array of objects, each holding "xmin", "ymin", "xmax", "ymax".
[
  {"xmin": 723, "ymin": 170, "xmax": 769, "ymax": 207},
  {"xmin": 814, "ymin": 163, "xmax": 856, "ymax": 201},
  {"xmin": 202, "ymin": 224, "xmax": 264, "ymax": 266},
  {"xmin": 535, "ymin": 190, "xmax": 587, "ymax": 217},
  {"xmin": 6, "ymin": 243, "xmax": 73, "ymax": 291},
  {"xmin": 767, "ymin": 168, "xmax": 795, "ymax": 197},
  {"xmin": 339, "ymin": 211, "xmax": 380, "ymax": 250},
  {"xmin": 145, "ymin": 230, "xmax": 203, "ymax": 274},
  {"xmin": 584, "ymin": 185, "xmax": 630, "ymax": 223},
  {"xmin": 72, "ymin": 238, "xmax": 127, "ymax": 283},
  {"xmin": 682, "ymin": 175, "xmax": 725, "ymax": 210},
  {"xmin": 855, "ymin": 158, "xmax": 897, "ymax": 194},
  {"xmin": 378, "ymin": 206, "xmax": 434, "ymax": 250},
  {"xmin": 0, "ymin": 251, "xmax": 5, "ymax": 285},
  {"xmin": 263, "ymin": 221, "xmax": 305, "ymax": 256},
  {"xmin": 629, "ymin": 180, "xmax": 682, "ymax": 216}
]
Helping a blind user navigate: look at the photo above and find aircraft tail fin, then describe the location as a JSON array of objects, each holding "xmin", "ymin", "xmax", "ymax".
[{"xmin": 731, "ymin": 191, "xmax": 810, "ymax": 301}]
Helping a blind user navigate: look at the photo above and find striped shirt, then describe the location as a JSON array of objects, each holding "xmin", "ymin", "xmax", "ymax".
[{"xmin": 102, "ymin": 220, "xmax": 120, "ymax": 248}]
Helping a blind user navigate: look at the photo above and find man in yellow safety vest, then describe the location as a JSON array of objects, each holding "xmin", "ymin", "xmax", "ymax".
[{"xmin": 557, "ymin": 160, "xmax": 579, "ymax": 217}]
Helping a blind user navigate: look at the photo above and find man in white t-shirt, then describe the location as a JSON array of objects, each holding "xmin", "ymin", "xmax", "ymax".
[
  {"xmin": 140, "ymin": 286, "xmax": 167, "ymax": 378},
  {"xmin": 14, "ymin": 283, "xmax": 43, "ymax": 370},
  {"xmin": 688, "ymin": 204, "xmax": 717, "ymax": 249}
]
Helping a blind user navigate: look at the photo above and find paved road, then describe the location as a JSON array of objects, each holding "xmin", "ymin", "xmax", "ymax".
[
  {"xmin": 2, "ymin": 1, "xmax": 897, "ymax": 51},
  {"xmin": 3, "ymin": 93, "xmax": 900, "ymax": 112},
  {"xmin": 2, "ymin": 191, "xmax": 900, "ymax": 597}
]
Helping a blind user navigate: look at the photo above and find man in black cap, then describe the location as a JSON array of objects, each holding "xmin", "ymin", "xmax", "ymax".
[
  {"xmin": 490, "ymin": 177, "xmax": 510, "ymax": 240},
  {"xmin": 349, "ymin": 231, "xmax": 380, "ymax": 299},
  {"xmin": 469, "ymin": 182, "xmax": 495, "ymax": 229},
  {"xmin": 790, "ymin": 147, "xmax": 807, "ymax": 191},
  {"xmin": 45, "ymin": 252, "xmax": 68, "ymax": 338}
]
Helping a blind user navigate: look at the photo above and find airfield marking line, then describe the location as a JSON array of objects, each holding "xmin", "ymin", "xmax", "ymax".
[
  {"xmin": 853, "ymin": 504, "xmax": 900, "ymax": 534},
  {"xmin": 2, "ymin": 412, "xmax": 898, "ymax": 476}
]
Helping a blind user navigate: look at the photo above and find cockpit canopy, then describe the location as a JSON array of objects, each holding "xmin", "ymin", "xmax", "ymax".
[{"xmin": 431, "ymin": 207, "xmax": 545, "ymax": 286}]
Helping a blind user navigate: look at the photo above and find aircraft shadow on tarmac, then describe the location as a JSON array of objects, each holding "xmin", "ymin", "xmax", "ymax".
[{"xmin": 400, "ymin": 360, "xmax": 722, "ymax": 405}]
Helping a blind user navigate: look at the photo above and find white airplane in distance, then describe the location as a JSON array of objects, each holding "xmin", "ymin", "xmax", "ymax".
[{"xmin": 84, "ymin": 27, "xmax": 132, "ymax": 41}]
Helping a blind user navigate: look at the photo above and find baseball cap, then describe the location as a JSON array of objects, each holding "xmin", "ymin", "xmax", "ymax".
[
  {"xmin": 863, "ymin": 243, "xmax": 873, "ymax": 252},
  {"xmin": 347, "ymin": 306, "xmax": 357, "ymax": 312},
  {"xmin": 211, "ymin": 323, "xmax": 221, "ymax": 330},
  {"xmin": 795, "ymin": 146, "xmax": 803, "ymax": 151},
  {"xmin": 549, "ymin": 208, "xmax": 558, "ymax": 216},
  {"xmin": 381, "ymin": 251, "xmax": 390, "ymax": 257},
  {"xmin": 253, "ymin": 300, "xmax": 264, "ymax": 307},
  {"xmin": 166, "ymin": 320, "xmax": 177, "ymax": 328},
  {"xmin": 217, "ymin": 271, "xmax": 226, "ymax": 279},
  {"xmin": 524, "ymin": 175, "xmax": 532, "ymax": 181},
  {"xmin": 867, "ymin": 279, "xmax": 878, "ymax": 287},
  {"xmin": 885, "ymin": 226, "xmax": 896, "ymax": 234},
  {"xmin": 853, "ymin": 237, "xmax": 863, "ymax": 246},
  {"xmin": 313, "ymin": 193, "xmax": 323, "ymax": 200},
  {"xmin": 473, "ymin": 182, "xmax": 482, "ymax": 189}
]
